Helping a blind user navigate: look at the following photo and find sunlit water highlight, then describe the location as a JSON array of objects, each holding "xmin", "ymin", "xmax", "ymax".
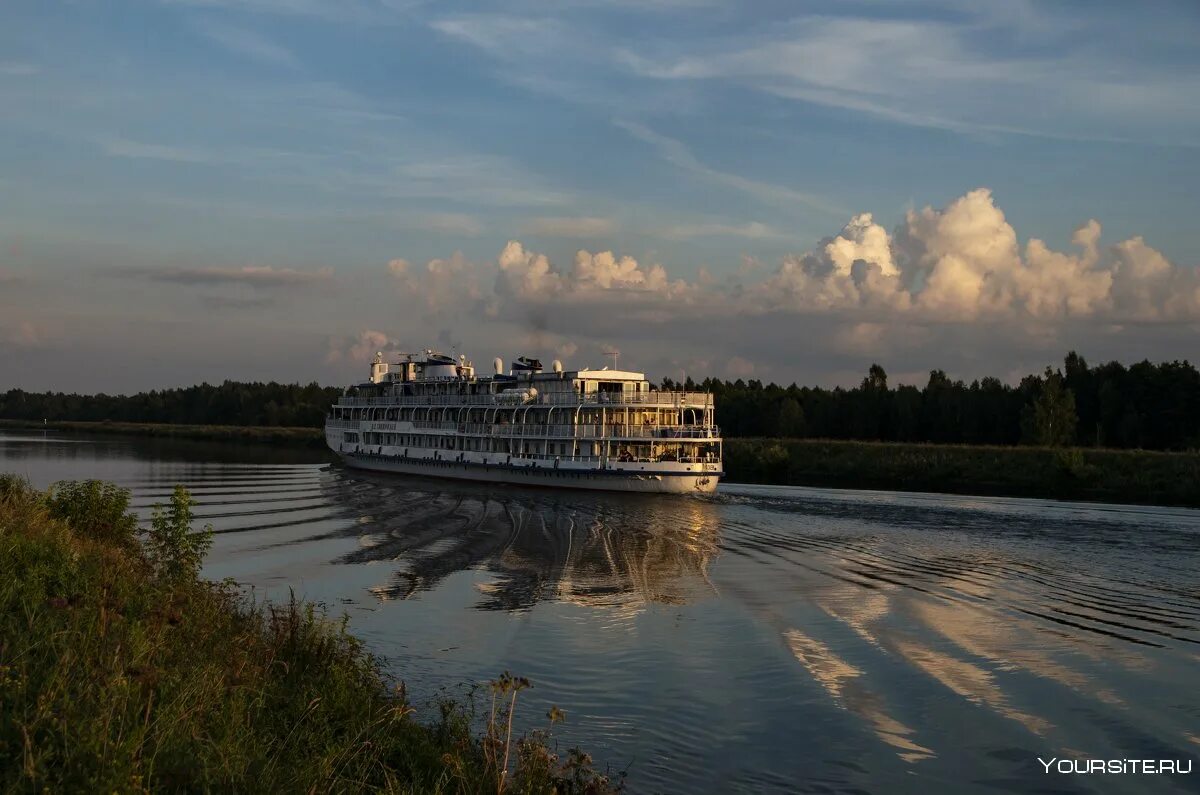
[{"xmin": 3, "ymin": 430, "xmax": 1199, "ymax": 794}]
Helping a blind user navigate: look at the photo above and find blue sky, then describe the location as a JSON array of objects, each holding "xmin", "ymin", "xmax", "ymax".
[{"xmin": 2, "ymin": 0, "xmax": 1198, "ymax": 392}]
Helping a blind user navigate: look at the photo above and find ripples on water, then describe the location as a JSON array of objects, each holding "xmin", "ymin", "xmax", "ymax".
[{"xmin": 4, "ymin": 431, "xmax": 1199, "ymax": 794}]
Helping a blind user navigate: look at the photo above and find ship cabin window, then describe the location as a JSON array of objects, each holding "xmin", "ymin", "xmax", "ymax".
[{"xmin": 343, "ymin": 432, "xmax": 358, "ymax": 443}]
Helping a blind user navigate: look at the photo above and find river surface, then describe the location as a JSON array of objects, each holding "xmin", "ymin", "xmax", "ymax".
[{"xmin": 3, "ymin": 429, "xmax": 1199, "ymax": 794}]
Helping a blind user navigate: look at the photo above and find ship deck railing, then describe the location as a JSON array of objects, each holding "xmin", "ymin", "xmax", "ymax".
[
  {"xmin": 334, "ymin": 391, "xmax": 714, "ymax": 408},
  {"xmin": 326, "ymin": 418, "xmax": 720, "ymax": 439},
  {"xmin": 354, "ymin": 450, "xmax": 722, "ymax": 466},
  {"xmin": 499, "ymin": 452, "xmax": 722, "ymax": 465}
]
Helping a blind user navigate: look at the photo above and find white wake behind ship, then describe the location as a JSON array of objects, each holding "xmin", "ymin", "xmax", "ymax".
[{"xmin": 325, "ymin": 350, "xmax": 723, "ymax": 493}]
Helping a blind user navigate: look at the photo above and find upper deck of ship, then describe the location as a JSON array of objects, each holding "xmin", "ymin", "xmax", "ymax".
[{"xmin": 333, "ymin": 351, "xmax": 714, "ymax": 409}]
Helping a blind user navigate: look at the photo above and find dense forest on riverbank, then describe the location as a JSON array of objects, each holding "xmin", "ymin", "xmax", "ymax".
[
  {"xmin": 0, "ymin": 475, "xmax": 618, "ymax": 793},
  {"xmin": 0, "ymin": 381, "xmax": 341, "ymax": 429},
  {"xmin": 669, "ymin": 352, "xmax": 1200, "ymax": 451},
  {"xmin": 2, "ymin": 352, "xmax": 1197, "ymax": 451}
]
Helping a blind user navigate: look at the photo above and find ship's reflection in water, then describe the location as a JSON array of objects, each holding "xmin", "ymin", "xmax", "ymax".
[
  {"xmin": 328, "ymin": 470, "xmax": 720, "ymax": 612},
  {"xmin": 5, "ymin": 432, "xmax": 1200, "ymax": 795}
]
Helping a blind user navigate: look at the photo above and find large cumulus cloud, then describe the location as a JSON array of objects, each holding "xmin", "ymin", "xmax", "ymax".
[
  {"xmin": 744, "ymin": 188, "xmax": 1198, "ymax": 323},
  {"xmin": 492, "ymin": 241, "xmax": 693, "ymax": 302},
  {"xmin": 379, "ymin": 188, "xmax": 1199, "ymax": 380}
]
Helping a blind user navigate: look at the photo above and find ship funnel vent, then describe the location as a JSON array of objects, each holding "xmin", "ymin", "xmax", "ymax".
[
  {"xmin": 512, "ymin": 356, "xmax": 542, "ymax": 373},
  {"xmin": 493, "ymin": 357, "xmax": 504, "ymax": 376},
  {"xmin": 552, "ymin": 359, "xmax": 563, "ymax": 374}
]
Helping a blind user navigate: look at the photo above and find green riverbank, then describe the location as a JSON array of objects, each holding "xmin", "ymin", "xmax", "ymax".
[
  {"xmin": 725, "ymin": 438, "xmax": 1200, "ymax": 508},
  {"xmin": 0, "ymin": 475, "xmax": 619, "ymax": 793}
]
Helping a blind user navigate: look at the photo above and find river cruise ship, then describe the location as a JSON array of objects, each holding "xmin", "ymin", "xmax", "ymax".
[{"xmin": 325, "ymin": 351, "xmax": 722, "ymax": 493}]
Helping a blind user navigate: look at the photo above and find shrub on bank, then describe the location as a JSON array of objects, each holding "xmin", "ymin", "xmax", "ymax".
[
  {"xmin": 45, "ymin": 479, "xmax": 140, "ymax": 552},
  {"xmin": 0, "ymin": 476, "xmax": 620, "ymax": 793}
]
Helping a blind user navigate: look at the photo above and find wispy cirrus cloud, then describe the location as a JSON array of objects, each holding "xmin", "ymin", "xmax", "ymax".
[
  {"xmin": 193, "ymin": 20, "xmax": 299, "ymax": 67},
  {"xmin": 615, "ymin": 120, "xmax": 844, "ymax": 216},
  {"xmin": 101, "ymin": 138, "xmax": 225, "ymax": 164},
  {"xmin": 159, "ymin": 0, "xmax": 408, "ymax": 23},
  {"xmin": 403, "ymin": 213, "xmax": 484, "ymax": 237},
  {"xmin": 201, "ymin": 294, "xmax": 278, "ymax": 310},
  {"xmin": 617, "ymin": 11, "xmax": 1200, "ymax": 144},
  {"xmin": 521, "ymin": 217, "xmax": 616, "ymax": 238},
  {"xmin": 0, "ymin": 62, "xmax": 39, "ymax": 76},
  {"xmin": 380, "ymin": 155, "xmax": 571, "ymax": 207},
  {"xmin": 428, "ymin": 15, "xmax": 566, "ymax": 60},
  {"xmin": 659, "ymin": 221, "xmax": 780, "ymax": 240},
  {"xmin": 95, "ymin": 135, "xmax": 569, "ymax": 207}
]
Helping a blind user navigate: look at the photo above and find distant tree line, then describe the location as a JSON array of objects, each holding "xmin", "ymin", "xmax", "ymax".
[
  {"xmin": 3, "ymin": 352, "xmax": 1197, "ymax": 451},
  {"xmin": 662, "ymin": 352, "xmax": 1200, "ymax": 451},
  {"xmin": 0, "ymin": 381, "xmax": 342, "ymax": 429}
]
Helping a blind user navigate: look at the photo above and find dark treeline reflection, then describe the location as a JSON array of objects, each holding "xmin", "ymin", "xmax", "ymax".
[{"xmin": 324, "ymin": 472, "xmax": 720, "ymax": 611}]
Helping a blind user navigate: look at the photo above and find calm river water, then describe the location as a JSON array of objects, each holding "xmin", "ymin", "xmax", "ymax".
[{"xmin": 3, "ymin": 430, "xmax": 1199, "ymax": 794}]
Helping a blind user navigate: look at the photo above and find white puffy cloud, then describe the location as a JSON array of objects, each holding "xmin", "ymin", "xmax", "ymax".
[
  {"xmin": 325, "ymin": 329, "xmax": 401, "ymax": 364},
  {"xmin": 572, "ymin": 249, "xmax": 668, "ymax": 292},
  {"xmin": 491, "ymin": 240, "xmax": 693, "ymax": 303},
  {"xmin": 750, "ymin": 212, "xmax": 909, "ymax": 313},
  {"xmin": 1107, "ymin": 236, "xmax": 1177, "ymax": 320},
  {"xmin": 826, "ymin": 213, "xmax": 898, "ymax": 277},
  {"xmin": 741, "ymin": 188, "xmax": 1197, "ymax": 324},
  {"xmin": 901, "ymin": 188, "xmax": 1020, "ymax": 318},
  {"xmin": 1018, "ymin": 232, "xmax": 1111, "ymax": 319},
  {"xmin": 376, "ymin": 189, "xmax": 1199, "ymax": 382},
  {"xmin": 896, "ymin": 189, "xmax": 1200, "ymax": 322},
  {"xmin": 395, "ymin": 190, "xmax": 1199, "ymax": 328},
  {"xmin": 496, "ymin": 240, "xmax": 564, "ymax": 299},
  {"xmin": 391, "ymin": 252, "xmax": 484, "ymax": 314}
]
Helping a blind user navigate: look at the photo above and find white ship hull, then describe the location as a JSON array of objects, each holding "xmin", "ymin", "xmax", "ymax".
[
  {"xmin": 335, "ymin": 451, "xmax": 720, "ymax": 494},
  {"xmin": 327, "ymin": 350, "xmax": 723, "ymax": 496}
]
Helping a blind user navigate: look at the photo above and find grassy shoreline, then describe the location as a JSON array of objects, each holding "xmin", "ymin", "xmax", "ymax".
[
  {"xmin": 725, "ymin": 438, "xmax": 1200, "ymax": 508},
  {"xmin": 3, "ymin": 419, "xmax": 1196, "ymax": 507},
  {"xmin": 0, "ymin": 475, "xmax": 619, "ymax": 793}
]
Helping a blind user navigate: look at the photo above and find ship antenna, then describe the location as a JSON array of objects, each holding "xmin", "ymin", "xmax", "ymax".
[{"xmin": 602, "ymin": 347, "xmax": 620, "ymax": 370}]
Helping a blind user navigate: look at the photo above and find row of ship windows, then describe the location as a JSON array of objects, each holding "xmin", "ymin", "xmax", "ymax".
[
  {"xmin": 333, "ymin": 410, "xmax": 697, "ymax": 423},
  {"xmin": 343, "ymin": 432, "xmax": 580, "ymax": 456}
]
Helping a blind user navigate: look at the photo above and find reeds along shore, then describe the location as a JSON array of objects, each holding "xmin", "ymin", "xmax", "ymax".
[{"xmin": 0, "ymin": 474, "xmax": 621, "ymax": 794}]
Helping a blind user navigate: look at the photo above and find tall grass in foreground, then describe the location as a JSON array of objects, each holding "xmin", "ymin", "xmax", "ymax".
[{"xmin": 0, "ymin": 474, "xmax": 620, "ymax": 793}]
